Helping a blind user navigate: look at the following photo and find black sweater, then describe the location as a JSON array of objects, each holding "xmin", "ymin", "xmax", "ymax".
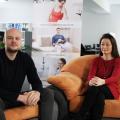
[{"xmin": 0, "ymin": 49, "xmax": 43, "ymax": 102}]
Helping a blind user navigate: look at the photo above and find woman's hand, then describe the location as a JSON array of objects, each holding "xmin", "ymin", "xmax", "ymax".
[
  {"xmin": 94, "ymin": 77, "xmax": 105, "ymax": 86},
  {"xmin": 89, "ymin": 76, "xmax": 105, "ymax": 86},
  {"xmin": 89, "ymin": 77, "xmax": 97, "ymax": 86}
]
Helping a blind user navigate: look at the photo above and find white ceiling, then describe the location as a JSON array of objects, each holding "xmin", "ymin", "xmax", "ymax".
[
  {"xmin": 0, "ymin": 0, "xmax": 120, "ymax": 13},
  {"xmin": 109, "ymin": 0, "xmax": 120, "ymax": 5},
  {"xmin": 84, "ymin": 0, "xmax": 120, "ymax": 14}
]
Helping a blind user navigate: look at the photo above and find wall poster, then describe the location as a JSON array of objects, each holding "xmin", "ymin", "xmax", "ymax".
[{"xmin": 32, "ymin": 0, "xmax": 83, "ymax": 84}]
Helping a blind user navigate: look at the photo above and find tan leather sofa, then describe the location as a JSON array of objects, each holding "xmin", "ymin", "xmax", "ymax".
[
  {"xmin": 4, "ymin": 55, "xmax": 120, "ymax": 119},
  {"xmin": 48, "ymin": 55, "xmax": 120, "ymax": 118}
]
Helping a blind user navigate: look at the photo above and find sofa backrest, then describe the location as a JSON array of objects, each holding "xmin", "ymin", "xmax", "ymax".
[{"xmin": 61, "ymin": 55, "xmax": 97, "ymax": 81}]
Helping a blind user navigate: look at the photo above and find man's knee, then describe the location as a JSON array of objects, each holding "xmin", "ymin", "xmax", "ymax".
[
  {"xmin": 41, "ymin": 88, "xmax": 54, "ymax": 101},
  {"xmin": 52, "ymin": 101, "xmax": 58, "ymax": 120},
  {"xmin": 0, "ymin": 99, "xmax": 5, "ymax": 120},
  {"xmin": 0, "ymin": 109, "xmax": 5, "ymax": 120},
  {"xmin": 0, "ymin": 98, "xmax": 5, "ymax": 110}
]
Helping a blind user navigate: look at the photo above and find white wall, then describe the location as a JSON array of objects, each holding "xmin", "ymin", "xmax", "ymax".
[
  {"xmin": 69, "ymin": 28, "xmax": 81, "ymax": 50},
  {"xmin": 0, "ymin": 0, "xmax": 82, "ymax": 23},
  {"xmin": 82, "ymin": 4, "xmax": 120, "ymax": 52},
  {"xmin": 0, "ymin": 0, "xmax": 32, "ymax": 23}
]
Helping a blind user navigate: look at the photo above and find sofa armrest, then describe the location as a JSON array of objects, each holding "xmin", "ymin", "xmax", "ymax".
[
  {"xmin": 48, "ymin": 72, "xmax": 83, "ymax": 100},
  {"xmin": 5, "ymin": 105, "xmax": 38, "ymax": 120}
]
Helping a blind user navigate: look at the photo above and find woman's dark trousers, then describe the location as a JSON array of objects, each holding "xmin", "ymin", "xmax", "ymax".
[{"xmin": 79, "ymin": 85, "xmax": 114, "ymax": 120}]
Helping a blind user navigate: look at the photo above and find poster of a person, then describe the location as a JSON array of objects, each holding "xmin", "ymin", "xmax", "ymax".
[
  {"xmin": 48, "ymin": 0, "xmax": 68, "ymax": 22},
  {"xmin": 33, "ymin": 0, "xmax": 82, "ymax": 23}
]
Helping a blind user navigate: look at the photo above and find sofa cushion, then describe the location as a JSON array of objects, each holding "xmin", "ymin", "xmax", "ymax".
[
  {"xmin": 48, "ymin": 72, "xmax": 83, "ymax": 100},
  {"xmin": 69, "ymin": 96, "xmax": 84, "ymax": 112},
  {"xmin": 61, "ymin": 55, "xmax": 97, "ymax": 81}
]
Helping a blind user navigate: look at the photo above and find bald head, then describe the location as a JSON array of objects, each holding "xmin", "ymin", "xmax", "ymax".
[
  {"xmin": 4, "ymin": 28, "xmax": 22, "ymax": 53},
  {"xmin": 6, "ymin": 28, "xmax": 22, "ymax": 38}
]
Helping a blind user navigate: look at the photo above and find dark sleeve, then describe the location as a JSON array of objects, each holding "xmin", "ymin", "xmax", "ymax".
[
  {"xmin": 87, "ymin": 57, "xmax": 98, "ymax": 81},
  {"xmin": 26, "ymin": 55, "xmax": 43, "ymax": 93},
  {"xmin": 105, "ymin": 58, "xmax": 120, "ymax": 84},
  {"xmin": 0, "ymin": 88, "xmax": 19, "ymax": 102}
]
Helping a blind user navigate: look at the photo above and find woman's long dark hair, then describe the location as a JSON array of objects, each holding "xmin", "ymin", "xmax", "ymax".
[{"xmin": 99, "ymin": 33, "xmax": 119, "ymax": 58}]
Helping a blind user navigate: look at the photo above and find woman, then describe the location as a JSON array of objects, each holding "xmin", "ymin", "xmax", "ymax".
[
  {"xmin": 68, "ymin": 33, "xmax": 120, "ymax": 120},
  {"xmin": 49, "ymin": 0, "xmax": 68, "ymax": 22}
]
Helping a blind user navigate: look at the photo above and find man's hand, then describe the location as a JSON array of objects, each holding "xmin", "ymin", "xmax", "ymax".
[
  {"xmin": 17, "ymin": 91, "xmax": 40, "ymax": 106},
  {"xmin": 26, "ymin": 91, "xmax": 40, "ymax": 106},
  {"xmin": 17, "ymin": 93, "xmax": 29, "ymax": 105}
]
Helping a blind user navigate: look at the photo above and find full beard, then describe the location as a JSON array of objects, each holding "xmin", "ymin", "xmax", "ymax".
[{"xmin": 6, "ymin": 47, "xmax": 19, "ymax": 53}]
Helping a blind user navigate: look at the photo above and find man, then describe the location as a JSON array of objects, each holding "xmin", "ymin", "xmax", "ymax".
[
  {"xmin": 0, "ymin": 28, "xmax": 54, "ymax": 120},
  {"xmin": 52, "ymin": 28, "xmax": 65, "ymax": 46}
]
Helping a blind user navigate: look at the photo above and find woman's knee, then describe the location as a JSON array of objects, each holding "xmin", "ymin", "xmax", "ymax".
[{"xmin": 87, "ymin": 86, "xmax": 99, "ymax": 94}]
